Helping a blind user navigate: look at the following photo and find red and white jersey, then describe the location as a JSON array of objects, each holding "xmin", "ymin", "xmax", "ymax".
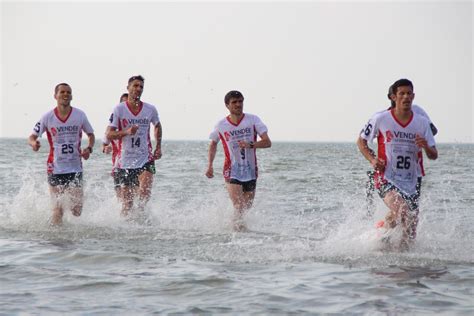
[
  {"xmin": 360, "ymin": 109, "xmax": 435, "ymax": 196},
  {"xmin": 361, "ymin": 104, "xmax": 435, "ymax": 177},
  {"xmin": 210, "ymin": 113, "xmax": 268, "ymax": 181},
  {"xmin": 32, "ymin": 107, "xmax": 94, "ymax": 175},
  {"xmin": 109, "ymin": 101, "xmax": 160, "ymax": 169}
]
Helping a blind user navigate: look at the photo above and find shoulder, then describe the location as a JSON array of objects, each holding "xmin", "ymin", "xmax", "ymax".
[
  {"xmin": 244, "ymin": 113, "xmax": 263, "ymax": 122},
  {"xmin": 142, "ymin": 102, "xmax": 157, "ymax": 110}
]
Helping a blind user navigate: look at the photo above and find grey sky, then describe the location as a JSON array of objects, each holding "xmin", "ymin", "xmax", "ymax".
[{"xmin": 1, "ymin": 0, "xmax": 472, "ymax": 143}]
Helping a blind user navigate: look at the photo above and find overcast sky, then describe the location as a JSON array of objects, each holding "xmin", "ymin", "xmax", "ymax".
[{"xmin": 1, "ymin": 0, "xmax": 472, "ymax": 143}]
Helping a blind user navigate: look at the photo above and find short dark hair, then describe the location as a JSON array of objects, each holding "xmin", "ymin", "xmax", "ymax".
[
  {"xmin": 224, "ymin": 90, "xmax": 244, "ymax": 105},
  {"xmin": 128, "ymin": 75, "xmax": 145, "ymax": 84},
  {"xmin": 388, "ymin": 79, "xmax": 414, "ymax": 108},
  {"xmin": 120, "ymin": 93, "xmax": 128, "ymax": 102},
  {"xmin": 54, "ymin": 83, "xmax": 70, "ymax": 94}
]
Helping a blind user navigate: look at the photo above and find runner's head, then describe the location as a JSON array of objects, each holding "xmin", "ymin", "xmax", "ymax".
[
  {"xmin": 120, "ymin": 93, "xmax": 128, "ymax": 103},
  {"xmin": 224, "ymin": 90, "xmax": 244, "ymax": 116},
  {"xmin": 388, "ymin": 79, "xmax": 414, "ymax": 111},
  {"xmin": 54, "ymin": 83, "xmax": 72, "ymax": 106},
  {"xmin": 127, "ymin": 75, "xmax": 145, "ymax": 101},
  {"xmin": 224, "ymin": 90, "xmax": 244, "ymax": 105}
]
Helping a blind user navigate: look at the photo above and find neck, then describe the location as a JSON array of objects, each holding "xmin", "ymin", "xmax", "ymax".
[
  {"xmin": 128, "ymin": 98, "xmax": 141, "ymax": 107},
  {"xmin": 229, "ymin": 113, "xmax": 243, "ymax": 124},
  {"xmin": 57, "ymin": 103, "xmax": 71, "ymax": 114},
  {"xmin": 392, "ymin": 107, "xmax": 412, "ymax": 122}
]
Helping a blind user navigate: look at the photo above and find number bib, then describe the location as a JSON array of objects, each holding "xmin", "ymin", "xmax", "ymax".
[
  {"xmin": 32, "ymin": 107, "xmax": 94, "ymax": 174},
  {"xmin": 391, "ymin": 144, "xmax": 416, "ymax": 183},
  {"xmin": 109, "ymin": 101, "xmax": 160, "ymax": 169}
]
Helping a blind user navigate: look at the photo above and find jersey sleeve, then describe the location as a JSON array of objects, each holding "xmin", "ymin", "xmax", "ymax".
[
  {"xmin": 360, "ymin": 112, "xmax": 380, "ymax": 143},
  {"xmin": 109, "ymin": 106, "xmax": 120, "ymax": 129},
  {"xmin": 32, "ymin": 114, "xmax": 48, "ymax": 137},
  {"xmin": 422, "ymin": 117, "xmax": 436, "ymax": 148},
  {"xmin": 209, "ymin": 124, "xmax": 220, "ymax": 143},
  {"xmin": 81, "ymin": 112, "xmax": 94, "ymax": 134},
  {"xmin": 253, "ymin": 115, "xmax": 268, "ymax": 136}
]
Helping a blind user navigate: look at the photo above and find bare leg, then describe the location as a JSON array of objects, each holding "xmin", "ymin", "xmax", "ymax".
[
  {"xmin": 225, "ymin": 183, "xmax": 255, "ymax": 231},
  {"xmin": 137, "ymin": 170, "xmax": 154, "ymax": 211},
  {"xmin": 49, "ymin": 185, "xmax": 64, "ymax": 226},
  {"xmin": 383, "ymin": 190, "xmax": 412, "ymax": 250},
  {"xmin": 120, "ymin": 186, "xmax": 135, "ymax": 217},
  {"xmin": 67, "ymin": 186, "xmax": 84, "ymax": 217}
]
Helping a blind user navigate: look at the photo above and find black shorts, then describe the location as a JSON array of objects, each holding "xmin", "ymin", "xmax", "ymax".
[
  {"xmin": 48, "ymin": 172, "xmax": 83, "ymax": 187},
  {"xmin": 116, "ymin": 161, "xmax": 155, "ymax": 187},
  {"xmin": 228, "ymin": 179, "xmax": 257, "ymax": 192},
  {"xmin": 377, "ymin": 179, "xmax": 421, "ymax": 213}
]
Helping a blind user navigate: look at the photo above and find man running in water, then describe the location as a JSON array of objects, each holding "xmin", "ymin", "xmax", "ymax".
[
  {"xmin": 107, "ymin": 76, "xmax": 162, "ymax": 219},
  {"xmin": 28, "ymin": 83, "xmax": 95, "ymax": 225},
  {"xmin": 365, "ymin": 84, "xmax": 438, "ymax": 217},
  {"xmin": 206, "ymin": 90, "xmax": 271, "ymax": 231},
  {"xmin": 357, "ymin": 79, "xmax": 437, "ymax": 250}
]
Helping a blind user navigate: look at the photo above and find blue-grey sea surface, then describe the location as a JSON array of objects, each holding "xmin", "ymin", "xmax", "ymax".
[{"xmin": 0, "ymin": 139, "xmax": 472, "ymax": 314}]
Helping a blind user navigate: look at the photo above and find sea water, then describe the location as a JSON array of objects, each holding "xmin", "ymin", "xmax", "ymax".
[{"xmin": 0, "ymin": 139, "xmax": 472, "ymax": 314}]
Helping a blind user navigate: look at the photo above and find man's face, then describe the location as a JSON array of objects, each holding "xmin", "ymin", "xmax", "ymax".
[
  {"xmin": 226, "ymin": 97, "xmax": 244, "ymax": 116},
  {"xmin": 127, "ymin": 80, "xmax": 144, "ymax": 101},
  {"xmin": 54, "ymin": 85, "xmax": 72, "ymax": 106},
  {"xmin": 391, "ymin": 86, "xmax": 414, "ymax": 111}
]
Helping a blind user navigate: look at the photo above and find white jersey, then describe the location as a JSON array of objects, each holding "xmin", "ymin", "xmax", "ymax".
[
  {"xmin": 210, "ymin": 113, "xmax": 268, "ymax": 181},
  {"xmin": 109, "ymin": 101, "xmax": 160, "ymax": 169},
  {"xmin": 32, "ymin": 107, "xmax": 94, "ymax": 174},
  {"xmin": 360, "ymin": 109, "xmax": 435, "ymax": 196},
  {"xmin": 362, "ymin": 104, "xmax": 435, "ymax": 177}
]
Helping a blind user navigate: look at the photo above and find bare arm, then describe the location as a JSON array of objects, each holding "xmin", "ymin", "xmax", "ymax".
[
  {"xmin": 106, "ymin": 125, "xmax": 138, "ymax": 140},
  {"xmin": 415, "ymin": 135, "xmax": 438, "ymax": 160},
  {"xmin": 81, "ymin": 133, "xmax": 95, "ymax": 160},
  {"xmin": 357, "ymin": 136, "xmax": 385, "ymax": 171},
  {"xmin": 153, "ymin": 122, "xmax": 162, "ymax": 160},
  {"xmin": 206, "ymin": 140, "xmax": 218, "ymax": 178},
  {"xmin": 28, "ymin": 134, "xmax": 40, "ymax": 151},
  {"xmin": 238, "ymin": 132, "xmax": 272, "ymax": 149}
]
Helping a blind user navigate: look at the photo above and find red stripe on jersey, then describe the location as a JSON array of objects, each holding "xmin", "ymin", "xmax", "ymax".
[
  {"xmin": 117, "ymin": 118, "xmax": 123, "ymax": 168},
  {"xmin": 418, "ymin": 151, "xmax": 425, "ymax": 177},
  {"xmin": 375, "ymin": 130, "xmax": 387, "ymax": 189},
  {"xmin": 111, "ymin": 140, "xmax": 119, "ymax": 165},
  {"xmin": 219, "ymin": 132, "xmax": 232, "ymax": 180},
  {"xmin": 54, "ymin": 107, "xmax": 73, "ymax": 123},
  {"xmin": 46, "ymin": 130, "xmax": 54, "ymax": 174},
  {"xmin": 226, "ymin": 114, "xmax": 245, "ymax": 127},
  {"xmin": 126, "ymin": 101, "xmax": 143, "ymax": 116},
  {"xmin": 390, "ymin": 109, "xmax": 413, "ymax": 128}
]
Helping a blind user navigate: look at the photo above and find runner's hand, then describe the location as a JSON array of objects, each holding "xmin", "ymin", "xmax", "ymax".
[
  {"xmin": 415, "ymin": 134, "xmax": 428, "ymax": 149},
  {"xmin": 31, "ymin": 140, "xmax": 41, "ymax": 151},
  {"xmin": 206, "ymin": 166, "xmax": 214, "ymax": 178},
  {"xmin": 128, "ymin": 125, "xmax": 139, "ymax": 135}
]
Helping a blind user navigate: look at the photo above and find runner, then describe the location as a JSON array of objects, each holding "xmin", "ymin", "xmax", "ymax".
[
  {"xmin": 102, "ymin": 93, "xmax": 128, "ymax": 199},
  {"xmin": 106, "ymin": 76, "xmax": 162, "ymax": 219},
  {"xmin": 206, "ymin": 90, "xmax": 271, "ymax": 231},
  {"xmin": 365, "ymin": 84, "xmax": 438, "ymax": 217},
  {"xmin": 28, "ymin": 83, "xmax": 95, "ymax": 225},
  {"xmin": 357, "ymin": 79, "xmax": 438, "ymax": 250}
]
